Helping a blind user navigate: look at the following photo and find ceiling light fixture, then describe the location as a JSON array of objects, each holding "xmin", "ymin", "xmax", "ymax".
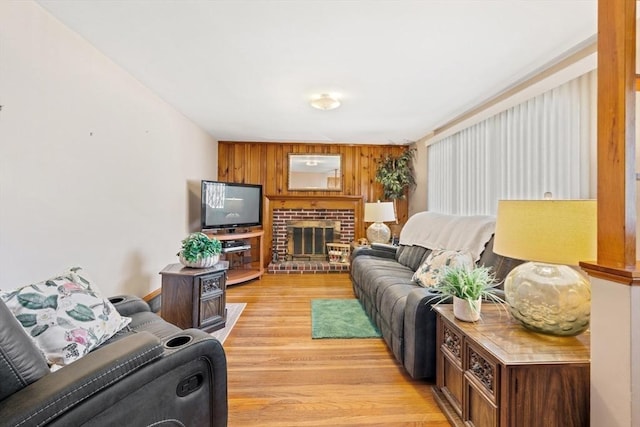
[{"xmin": 310, "ymin": 93, "xmax": 341, "ymax": 111}]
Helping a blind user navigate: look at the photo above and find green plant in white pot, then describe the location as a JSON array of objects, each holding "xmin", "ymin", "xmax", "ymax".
[
  {"xmin": 431, "ymin": 265, "xmax": 505, "ymax": 322},
  {"xmin": 177, "ymin": 232, "xmax": 222, "ymax": 268}
]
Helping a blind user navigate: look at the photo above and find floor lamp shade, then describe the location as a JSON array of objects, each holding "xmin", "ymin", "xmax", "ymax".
[
  {"xmin": 494, "ymin": 200, "xmax": 596, "ymax": 336},
  {"xmin": 364, "ymin": 202, "xmax": 395, "ymax": 244}
]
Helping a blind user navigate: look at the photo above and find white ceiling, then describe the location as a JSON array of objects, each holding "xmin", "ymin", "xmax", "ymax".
[{"xmin": 36, "ymin": 0, "xmax": 598, "ymax": 145}]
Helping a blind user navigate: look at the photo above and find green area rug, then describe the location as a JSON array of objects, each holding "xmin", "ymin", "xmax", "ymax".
[{"xmin": 311, "ymin": 299, "xmax": 382, "ymax": 339}]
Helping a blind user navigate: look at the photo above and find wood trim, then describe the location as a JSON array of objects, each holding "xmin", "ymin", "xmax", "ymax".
[
  {"xmin": 143, "ymin": 288, "xmax": 161, "ymax": 302},
  {"xmin": 580, "ymin": 261, "xmax": 640, "ymax": 286},
  {"xmin": 596, "ymin": 0, "xmax": 636, "ymax": 268}
]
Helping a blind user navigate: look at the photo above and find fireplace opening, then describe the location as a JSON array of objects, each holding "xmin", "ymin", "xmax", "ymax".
[{"xmin": 286, "ymin": 220, "xmax": 340, "ymax": 260}]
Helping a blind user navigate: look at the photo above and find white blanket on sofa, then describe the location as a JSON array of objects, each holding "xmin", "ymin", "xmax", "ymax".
[{"xmin": 398, "ymin": 212, "xmax": 496, "ymax": 262}]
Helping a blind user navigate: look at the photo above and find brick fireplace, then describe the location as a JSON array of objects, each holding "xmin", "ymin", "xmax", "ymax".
[
  {"xmin": 264, "ymin": 195, "xmax": 363, "ymax": 274},
  {"xmin": 286, "ymin": 219, "xmax": 341, "ymax": 260}
]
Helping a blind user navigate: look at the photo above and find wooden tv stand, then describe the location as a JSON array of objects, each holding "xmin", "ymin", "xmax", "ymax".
[{"xmin": 204, "ymin": 229, "xmax": 264, "ymax": 285}]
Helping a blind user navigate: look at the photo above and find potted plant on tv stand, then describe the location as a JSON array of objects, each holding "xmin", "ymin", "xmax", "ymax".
[
  {"xmin": 177, "ymin": 232, "xmax": 222, "ymax": 268},
  {"xmin": 431, "ymin": 265, "xmax": 505, "ymax": 322}
]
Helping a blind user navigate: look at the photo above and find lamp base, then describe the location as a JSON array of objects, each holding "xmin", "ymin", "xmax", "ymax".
[
  {"xmin": 366, "ymin": 222, "xmax": 391, "ymax": 244},
  {"xmin": 504, "ymin": 262, "xmax": 591, "ymax": 336}
]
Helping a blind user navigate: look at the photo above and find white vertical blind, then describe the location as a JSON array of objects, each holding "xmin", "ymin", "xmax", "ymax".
[{"xmin": 427, "ymin": 70, "xmax": 596, "ymax": 215}]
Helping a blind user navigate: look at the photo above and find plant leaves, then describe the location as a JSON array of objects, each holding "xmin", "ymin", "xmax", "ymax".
[
  {"xmin": 16, "ymin": 313, "xmax": 37, "ymax": 327},
  {"xmin": 17, "ymin": 293, "xmax": 46, "ymax": 309},
  {"xmin": 31, "ymin": 324, "xmax": 49, "ymax": 337},
  {"xmin": 43, "ymin": 294, "xmax": 58, "ymax": 309},
  {"xmin": 66, "ymin": 304, "xmax": 96, "ymax": 322},
  {"xmin": 57, "ymin": 317, "xmax": 75, "ymax": 329}
]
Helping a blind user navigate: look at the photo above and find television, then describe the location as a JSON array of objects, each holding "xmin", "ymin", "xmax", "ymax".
[{"xmin": 201, "ymin": 180, "xmax": 263, "ymax": 231}]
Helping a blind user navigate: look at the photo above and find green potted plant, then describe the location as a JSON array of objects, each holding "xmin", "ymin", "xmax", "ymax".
[
  {"xmin": 374, "ymin": 148, "xmax": 416, "ymax": 234},
  {"xmin": 177, "ymin": 232, "xmax": 222, "ymax": 268},
  {"xmin": 430, "ymin": 265, "xmax": 505, "ymax": 322},
  {"xmin": 374, "ymin": 147, "xmax": 416, "ymax": 201}
]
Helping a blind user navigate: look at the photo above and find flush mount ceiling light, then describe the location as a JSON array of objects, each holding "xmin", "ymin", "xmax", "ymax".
[{"xmin": 310, "ymin": 93, "xmax": 341, "ymax": 111}]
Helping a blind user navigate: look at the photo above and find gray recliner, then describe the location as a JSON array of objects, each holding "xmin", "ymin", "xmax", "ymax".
[{"xmin": 0, "ymin": 295, "xmax": 227, "ymax": 427}]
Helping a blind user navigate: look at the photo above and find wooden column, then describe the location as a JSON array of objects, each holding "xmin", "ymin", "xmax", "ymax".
[
  {"xmin": 582, "ymin": 1, "xmax": 640, "ymax": 426},
  {"xmin": 596, "ymin": 0, "xmax": 636, "ymax": 268}
]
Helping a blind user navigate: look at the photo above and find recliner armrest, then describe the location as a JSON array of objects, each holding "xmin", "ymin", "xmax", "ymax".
[
  {"xmin": 0, "ymin": 331, "xmax": 163, "ymax": 426},
  {"xmin": 108, "ymin": 294, "xmax": 151, "ymax": 316}
]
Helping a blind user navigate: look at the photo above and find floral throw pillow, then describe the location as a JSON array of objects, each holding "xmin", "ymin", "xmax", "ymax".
[
  {"xmin": 0, "ymin": 267, "xmax": 131, "ymax": 369},
  {"xmin": 412, "ymin": 249, "xmax": 474, "ymax": 287}
]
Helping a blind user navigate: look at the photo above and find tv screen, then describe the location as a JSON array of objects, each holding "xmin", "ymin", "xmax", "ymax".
[{"xmin": 201, "ymin": 181, "xmax": 263, "ymax": 231}]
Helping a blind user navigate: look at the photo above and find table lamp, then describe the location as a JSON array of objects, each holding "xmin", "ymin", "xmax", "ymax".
[
  {"xmin": 493, "ymin": 199, "xmax": 596, "ymax": 336},
  {"xmin": 364, "ymin": 201, "xmax": 396, "ymax": 244}
]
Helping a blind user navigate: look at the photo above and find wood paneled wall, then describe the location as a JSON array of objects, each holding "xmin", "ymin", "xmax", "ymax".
[{"xmin": 218, "ymin": 141, "xmax": 409, "ymax": 264}]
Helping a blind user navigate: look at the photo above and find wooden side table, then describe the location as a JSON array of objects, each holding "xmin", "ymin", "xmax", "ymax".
[
  {"xmin": 433, "ymin": 304, "xmax": 590, "ymax": 427},
  {"xmin": 159, "ymin": 263, "xmax": 228, "ymax": 332}
]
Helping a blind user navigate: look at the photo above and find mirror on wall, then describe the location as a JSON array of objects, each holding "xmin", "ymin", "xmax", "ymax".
[{"xmin": 288, "ymin": 154, "xmax": 342, "ymax": 191}]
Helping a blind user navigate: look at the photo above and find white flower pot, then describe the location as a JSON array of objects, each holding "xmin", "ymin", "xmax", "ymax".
[
  {"xmin": 179, "ymin": 253, "xmax": 220, "ymax": 269},
  {"xmin": 453, "ymin": 296, "xmax": 482, "ymax": 322}
]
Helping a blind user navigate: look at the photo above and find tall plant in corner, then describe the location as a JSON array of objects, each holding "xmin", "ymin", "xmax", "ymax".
[{"xmin": 374, "ymin": 147, "xmax": 416, "ymax": 221}]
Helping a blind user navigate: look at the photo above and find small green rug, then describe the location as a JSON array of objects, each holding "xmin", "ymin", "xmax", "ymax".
[{"xmin": 311, "ymin": 299, "xmax": 382, "ymax": 339}]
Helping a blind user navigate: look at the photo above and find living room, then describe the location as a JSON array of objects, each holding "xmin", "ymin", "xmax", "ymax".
[{"xmin": 1, "ymin": 1, "xmax": 638, "ymax": 426}]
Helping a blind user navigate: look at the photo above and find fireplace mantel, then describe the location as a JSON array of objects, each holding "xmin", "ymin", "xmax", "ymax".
[
  {"xmin": 263, "ymin": 195, "xmax": 364, "ymax": 266},
  {"xmin": 265, "ymin": 195, "xmax": 363, "ymax": 209}
]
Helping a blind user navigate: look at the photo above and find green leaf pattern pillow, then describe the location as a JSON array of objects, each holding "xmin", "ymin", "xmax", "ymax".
[
  {"xmin": 412, "ymin": 249, "xmax": 474, "ymax": 287},
  {"xmin": 1, "ymin": 267, "xmax": 131, "ymax": 369}
]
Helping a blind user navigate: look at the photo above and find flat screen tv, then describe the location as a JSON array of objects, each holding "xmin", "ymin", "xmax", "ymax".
[{"xmin": 201, "ymin": 180, "xmax": 263, "ymax": 231}]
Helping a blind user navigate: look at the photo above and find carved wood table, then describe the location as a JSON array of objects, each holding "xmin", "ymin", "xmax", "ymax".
[
  {"xmin": 160, "ymin": 263, "xmax": 228, "ymax": 332},
  {"xmin": 433, "ymin": 304, "xmax": 590, "ymax": 427}
]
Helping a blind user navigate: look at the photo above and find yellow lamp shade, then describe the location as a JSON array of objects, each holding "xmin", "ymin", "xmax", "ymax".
[{"xmin": 493, "ymin": 200, "xmax": 596, "ymax": 265}]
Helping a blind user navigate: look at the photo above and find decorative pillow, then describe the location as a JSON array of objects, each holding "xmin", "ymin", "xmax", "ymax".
[
  {"xmin": 412, "ymin": 249, "xmax": 474, "ymax": 287},
  {"xmin": 0, "ymin": 267, "xmax": 131, "ymax": 369}
]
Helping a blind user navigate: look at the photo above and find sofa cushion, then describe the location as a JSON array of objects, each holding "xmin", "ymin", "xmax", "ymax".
[
  {"xmin": 412, "ymin": 249, "xmax": 474, "ymax": 287},
  {"xmin": 0, "ymin": 267, "xmax": 131, "ymax": 369}
]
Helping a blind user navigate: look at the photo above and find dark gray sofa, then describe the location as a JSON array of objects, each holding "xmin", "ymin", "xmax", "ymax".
[
  {"xmin": 0, "ymin": 295, "xmax": 227, "ymax": 426},
  {"xmin": 350, "ymin": 212, "xmax": 522, "ymax": 380}
]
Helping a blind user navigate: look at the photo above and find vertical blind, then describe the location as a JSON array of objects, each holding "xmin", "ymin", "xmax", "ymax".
[{"xmin": 427, "ymin": 70, "xmax": 596, "ymax": 215}]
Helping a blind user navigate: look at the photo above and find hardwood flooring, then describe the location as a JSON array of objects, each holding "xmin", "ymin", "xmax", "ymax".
[{"xmin": 223, "ymin": 273, "xmax": 449, "ymax": 427}]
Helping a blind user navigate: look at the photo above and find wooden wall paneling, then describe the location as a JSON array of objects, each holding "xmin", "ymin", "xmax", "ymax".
[{"xmin": 218, "ymin": 141, "xmax": 409, "ymax": 264}]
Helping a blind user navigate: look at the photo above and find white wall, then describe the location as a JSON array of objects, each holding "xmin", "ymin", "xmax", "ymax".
[{"xmin": 0, "ymin": 1, "xmax": 218, "ymax": 297}]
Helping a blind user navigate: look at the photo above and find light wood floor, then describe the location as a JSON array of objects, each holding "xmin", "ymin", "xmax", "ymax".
[{"xmin": 223, "ymin": 273, "xmax": 449, "ymax": 427}]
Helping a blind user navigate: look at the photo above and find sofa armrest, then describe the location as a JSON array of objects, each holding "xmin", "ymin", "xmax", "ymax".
[
  {"xmin": 403, "ymin": 288, "xmax": 452, "ymax": 380},
  {"xmin": 351, "ymin": 244, "xmax": 397, "ymax": 260},
  {"xmin": 0, "ymin": 331, "xmax": 163, "ymax": 426},
  {"xmin": 108, "ymin": 294, "xmax": 151, "ymax": 316}
]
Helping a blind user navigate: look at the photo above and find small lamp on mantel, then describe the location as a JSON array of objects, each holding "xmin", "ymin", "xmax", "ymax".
[
  {"xmin": 493, "ymin": 198, "xmax": 596, "ymax": 336},
  {"xmin": 364, "ymin": 201, "xmax": 396, "ymax": 244}
]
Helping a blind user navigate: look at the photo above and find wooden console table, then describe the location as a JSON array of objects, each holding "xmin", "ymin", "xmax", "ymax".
[{"xmin": 433, "ymin": 305, "xmax": 590, "ymax": 427}]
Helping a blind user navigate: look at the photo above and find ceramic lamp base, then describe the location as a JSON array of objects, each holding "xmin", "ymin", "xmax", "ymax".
[
  {"xmin": 366, "ymin": 222, "xmax": 391, "ymax": 244},
  {"xmin": 504, "ymin": 262, "xmax": 590, "ymax": 336}
]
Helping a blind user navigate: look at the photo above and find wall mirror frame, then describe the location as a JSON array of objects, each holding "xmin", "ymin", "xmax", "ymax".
[{"xmin": 288, "ymin": 153, "xmax": 342, "ymax": 191}]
